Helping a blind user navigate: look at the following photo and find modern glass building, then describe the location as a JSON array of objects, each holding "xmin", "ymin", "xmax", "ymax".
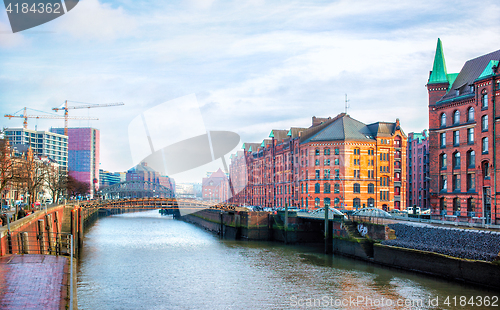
[{"xmin": 4, "ymin": 127, "xmax": 68, "ymax": 170}]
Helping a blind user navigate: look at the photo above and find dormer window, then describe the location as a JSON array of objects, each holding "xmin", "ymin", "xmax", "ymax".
[
  {"xmin": 455, "ymin": 89, "xmax": 460, "ymax": 96},
  {"xmin": 469, "ymin": 85, "xmax": 474, "ymax": 93}
]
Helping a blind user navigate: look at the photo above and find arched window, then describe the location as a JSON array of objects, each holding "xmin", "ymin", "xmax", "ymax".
[
  {"xmin": 353, "ymin": 183, "xmax": 360, "ymax": 193},
  {"xmin": 482, "ymin": 115, "xmax": 488, "ymax": 131},
  {"xmin": 334, "ymin": 183, "xmax": 340, "ymax": 193},
  {"xmin": 314, "ymin": 197, "xmax": 320, "ymax": 207},
  {"xmin": 367, "ymin": 183, "xmax": 374, "ymax": 194},
  {"xmin": 367, "ymin": 198, "xmax": 375, "ymax": 207},
  {"xmin": 380, "ymin": 176, "xmax": 389, "ymax": 186},
  {"xmin": 440, "ymin": 113, "xmax": 446, "ymax": 127},
  {"xmin": 453, "ymin": 152, "xmax": 460, "ymax": 169},
  {"xmin": 314, "ymin": 183, "xmax": 320, "ymax": 193},
  {"xmin": 353, "ymin": 198, "xmax": 361, "ymax": 209},
  {"xmin": 468, "ymin": 107, "xmax": 474, "ymax": 122},
  {"xmin": 440, "ymin": 153, "xmax": 447, "ymax": 169},
  {"xmin": 453, "ymin": 110, "xmax": 460, "ymax": 124},
  {"xmin": 301, "ymin": 183, "xmax": 304, "ymax": 193},
  {"xmin": 483, "ymin": 161, "xmax": 490, "ymax": 177},
  {"xmin": 324, "ymin": 183, "xmax": 331, "ymax": 194},
  {"xmin": 324, "ymin": 198, "xmax": 330, "ymax": 207},
  {"xmin": 439, "ymin": 197, "xmax": 446, "ymax": 214},
  {"xmin": 481, "ymin": 90, "xmax": 488, "ymax": 108},
  {"xmin": 467, "ymin": 150, "xmax": 475, "ymax": 168},
  {"xmin": 394, "ymin": 172, "xmax": 401, "ymax": 181},
  {"xmin": 301, "ymin": 197, "xmax": 304, "ymax": 208},
  {"xmin": 334, "ymin": 197, "xmax": 340, "ymax": 206},
  {"xmin": 394, "ymin": 136, "xmax": 401, "ymax": 147}
]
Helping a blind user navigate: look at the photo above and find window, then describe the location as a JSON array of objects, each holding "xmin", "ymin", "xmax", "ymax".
[
  {"xmin": 482, "ymin": 115, "xmax": 488, "ymax": 131},
  {"xmin": 353, "ymin": 183, "xmax": 360, "ymax": 193},
  {"xmin": 315, "ymin": 183, "xmax": 320, "ymax": 194},
  {"xmin": 315, "ymin": 149, "xmax": 320, "ymax": 156},
  {"xmin": 467, "ymin": 128, "xmax": 474, "ymax": 144},
  {"xmin": 315, "ymin": 198, "xmax": 320, "ymax": 208},
  {"xmin": 324, "ymin": 148, "xmax": 330, "ymax": 155},
  {"xmin": 353, "ymin": 158, "xmax": 360, "ymax": 165},
  {"xmin": 452, "ymin": 174, "xmax": 460, "ymax": 191},
  {"xmin": 368, "ymin": 183, "xmax": 374, "ymax": 194},
  {"xmin": 453, "ymin": 152, "xmax": 460, "ymax": 169},
  {"xmin": 334, "ymin": 169, "xmax": 339, "ymax": 177},
  {"xmin": 334, "ymin": 183, "xmax": 340, "ymax": 193},
  {"xmin": 334, "ymin": 197, "xmax": 340, "ymax": 206},
  {"xmin": 324, "ymin": 159, "xmax": 330, "ymax": 166},
  {"xmin": 440, "ymin": 113, "xmax": 446, "ymax": 127},
  {"xmin": 440, "ymin": 175, "xmax": 447, "ymax": 191},
  {"xmin": 481, "ymin": 91, "xmax": 488, "ymax": 108},
  {"xmin": 467, "ymin": 173, "xmax": 475, "ymax": 191},
  {"xmin": 467, "ymin": 198, "xmax": 475, "ymax": 213},
  {"xmin": 440, "ymin": 197, "xmax": 446, "ymax": 213},
  {"xmin": 353, "ymin": 198, "xmax": 361, "ymax": 209},
  {"xmin": 467, "ymin": 150, "xmax": 475, "ymax": 168},
  {"xmin": 482, "ymin": 137, "xmax": 489, "ymax": 153},
  {"xmin": 440, "ymin": 153, "xmax": 447, "ymax": 170},
  {"xmin": 301, "ymin": 183, "xmax": 304, "ymax": 193},
  {"xmin": 324, "ymin": 169, "xmax": 330, "ymax": 178},
  {"xmin": 453, "ymin": 131, "xmax": 459, "ymax": 146},
  {"xmin": 354, "ymin": 148, "xmax": 360, "ymax": 155},
  {"xmin": 315, "ymin": 170, "xmax": 320, "ymax": 179},
  {"xmin": 368, "ymin": 149, "xmax": 374, "ymax": 155},
  {"xmin": 334, "ymin": 158, "xmax": 339, "ymax": 165},
  {"xmin": 315, "ymin": 159, "xmax": 320, "ymax": 166},
  {"xmin": 453, "ymin": 110, "xmax": 460, "ymax": 124},
  {"xmin": 353, "ymin": 170, "xmax": 360, "ymax": 178},
  {"xmin": 468, "ymin": 107, "xmax": 474, "ymax": 122},
  {"xmin": 324, "ymin": 198, "xmax": 330, "ymax": 208},
  {"xmin": 453, "ymin": 198, "xmax": 461, "ymax": 214},
  {"xmin": 334, "ymin": 148, "xmax": 339, "ymax": 155},
  {"xmin": 380, "ymin": 176, "xmax": 389, "ymax": 186},
  {"xmin": 367, "ymin": 198, "xmax": 375, "ymax": 207},
  {"xmin": 324, "ymin": 183, "xmax": 331, "ymax": 194},
  {"xmin": 440, "ymin": 133, "xmax": 446, "ymax": 147}
]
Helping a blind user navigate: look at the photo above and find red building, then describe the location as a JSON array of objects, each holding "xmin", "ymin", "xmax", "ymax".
[
  {"xmin": 202, "ymin": 169, "xmax": 229, "ymax": 203},
  {"xmin": 406, "ymin": 131, "xmax": 430, "ymax": 211},
  {"xmin": 427, "ymin": 38, "xmax": 500, "ymax": 224},
  {"xmin": 229, "ymin": 113, "xmax": 407, "ymax": 211}
]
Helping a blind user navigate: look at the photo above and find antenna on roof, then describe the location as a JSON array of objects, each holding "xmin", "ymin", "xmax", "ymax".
[{"xmin": 345, "ymin": 94, "xmax": 350, "ymax": 114}]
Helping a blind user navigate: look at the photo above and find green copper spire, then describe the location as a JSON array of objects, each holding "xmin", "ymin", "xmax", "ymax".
[{"xmin": 428, "ymin": 38, "xmax": 449, "ymax": 84}]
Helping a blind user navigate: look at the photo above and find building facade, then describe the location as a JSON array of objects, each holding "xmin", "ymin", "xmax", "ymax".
[
  {"xmin": 50, "ymin": 127, "xmax": 99, "ymax": 197},
  {"xmin": 126, "ymin": 162, "xmax": 175, "ymax": 192},
  {"xmin": 4, "ymin": 128, "xmax": 68, "ymax": 170},
  {"xmin": 406, "ymin": 131, "xmax": 430, "ymax": 212},
  {"xmin": 99, "ymin": 170, "xmax": 125, "ymax": 188},
  {"xmin": 202, "ymin": 169, "xmax": 229, "ymax": 202},
  {"xmin": 427, "ymin": 38, "xmax": 500, "ymax": 224},
  {"xmin": 229, "ymin": 113, "xmax": 407, "ymax": 211}
]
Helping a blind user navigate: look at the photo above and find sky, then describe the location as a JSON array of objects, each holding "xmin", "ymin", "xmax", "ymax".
[{"xmin": 1, "ymin": 0, "xmax": 500, "ymax": 183}]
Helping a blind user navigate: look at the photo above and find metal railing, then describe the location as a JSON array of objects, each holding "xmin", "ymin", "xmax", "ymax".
[{"xmin": 348, "ymin": 214, "xmax": 500, "ymax": 229}]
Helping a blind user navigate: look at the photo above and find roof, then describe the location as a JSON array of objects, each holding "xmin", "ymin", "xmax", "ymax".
[
  {"xmin": 300, "ymin": 114, "xmax": 398, "ymax": 143},
  {"xmin": 128, "ymin": 162, "xmax": 156, "ymax": 173},
  {"xmin": 428, "ymin": 38, "xmax": 449, "ymax": 84},
  {"xmin": 438, "ymin": 48, "xmax": 500, "ymax": 104},
  {"xmin": 269, "ymin": 129, "xmax": 288, "ymax": 141}
]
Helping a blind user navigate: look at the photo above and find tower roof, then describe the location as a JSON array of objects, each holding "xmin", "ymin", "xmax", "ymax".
[{"xmin": 428, "ymin": 38, "xmax": 449, "ymax": 84}]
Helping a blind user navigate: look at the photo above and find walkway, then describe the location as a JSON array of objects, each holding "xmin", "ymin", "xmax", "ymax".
[{"xmin": 0, "ymin": 254, "xmax": 69, "ymax": 310}]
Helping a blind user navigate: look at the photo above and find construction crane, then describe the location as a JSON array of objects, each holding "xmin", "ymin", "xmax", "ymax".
[
  {"xmin": 52, "ymin": 100, "xmax": 124, "ymax": 135},
  {"xmin": 4, "ymin": 107, "xmax": 98, "ymax": 130}
]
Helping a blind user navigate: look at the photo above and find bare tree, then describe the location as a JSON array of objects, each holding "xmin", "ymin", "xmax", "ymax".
[
  {"xmin": 46, "ymin": 166, "xmax": 67, "ymax": 204},
  {"xmin": 66, "ymin": 174, "xmax": 90, "ymax": 198},
  {"xmin": 13, "ymin": 148, "xmax": 48, "ymax": 206},
  {"xmin": 0, "ymin": 138, "xmax": 13, "ymax": 196}
]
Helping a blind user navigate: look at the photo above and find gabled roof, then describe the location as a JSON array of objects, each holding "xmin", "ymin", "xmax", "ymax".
[
  {"xmin": 242, "ymin": 142, "xmax": 260, "ymax": 153},
  {"xmin": 269, "ymin": 129, "xmax": 288, "ymax": 141},
  {"xmin": 365, "ymin": 122, "xmax": 396, "ymax": 137},
  {"xmin": 288, "ymin": 127, "xmax": 306, "ymax": 139},
  {"xmin": 438, "ymin": 49, "xmax": 500, "ymax": 104}
]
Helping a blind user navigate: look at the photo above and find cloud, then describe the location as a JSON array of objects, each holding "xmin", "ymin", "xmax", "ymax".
[
  {"xmin": 55, "ymin": 0, "xmax": 137, "ymax": 41},
  {"xmin": 0, "ymin": 22, "xmax": 26, "ymax": 48}
]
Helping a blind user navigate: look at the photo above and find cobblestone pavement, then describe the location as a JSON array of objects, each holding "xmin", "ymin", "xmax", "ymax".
[{"xmin": 0, "ymin": 254, "xmax": 68, "ymax": 310}]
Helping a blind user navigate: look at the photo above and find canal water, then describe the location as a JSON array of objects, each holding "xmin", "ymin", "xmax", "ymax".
[{"xmin": 77, "ymin": 210, "xmax": 498, "ymax": 309}]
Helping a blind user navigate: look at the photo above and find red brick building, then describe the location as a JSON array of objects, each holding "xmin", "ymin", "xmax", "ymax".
[
  {"xmin": 427, "ymin": 39, "xmax": 500, "ymax": 224},
  {"xmin": 406, "ymin": 131, "xmax": 430, "ymax": 211},
  {"xmin": 229, "ymin": 113, "xmax": 407, "ymax": 211},
  {"xmin": 202, "ymin": 168, "xmax": 230, "ymax": 203}
]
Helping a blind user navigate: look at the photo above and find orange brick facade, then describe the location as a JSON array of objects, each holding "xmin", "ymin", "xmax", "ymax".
[{"xmin": 229, "ymin": 113, "xmax": 407, "ymax": 211}]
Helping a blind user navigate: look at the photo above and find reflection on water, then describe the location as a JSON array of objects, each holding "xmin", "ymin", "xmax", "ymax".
[{"xmin": 77, "ymin": 210, "xmax": 496, "ymax": 309}]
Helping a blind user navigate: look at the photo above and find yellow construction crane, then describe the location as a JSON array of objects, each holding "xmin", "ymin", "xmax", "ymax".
[
  {"xmin": 52, "ymin": 100, "xmax": 125, "ymax": 135},
  {"xmin": 4, "ymin": 107, "xmax": 98, "ymax": 130}
]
